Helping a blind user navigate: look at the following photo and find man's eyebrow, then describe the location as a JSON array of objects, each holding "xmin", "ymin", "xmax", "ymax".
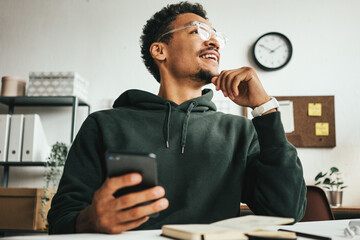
[
  {"xmin": 183, "ymin": 21, "xmax": 198, "ymax": 26},
  {"xmin": 184, "ymin": 21, "xmax": 217, "ymax": 31}
]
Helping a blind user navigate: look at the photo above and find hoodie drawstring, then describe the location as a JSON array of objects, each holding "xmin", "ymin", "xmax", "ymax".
[
  {"xmin": 164, "ymin": 102, "xmax": 172, "ymax": 148},
  {"xmin": 181, "ymin": 102, "xmax": 196, "ymax": 154}
]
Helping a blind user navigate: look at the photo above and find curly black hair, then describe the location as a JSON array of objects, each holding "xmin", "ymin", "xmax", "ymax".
[{"xmin": 140, "ymin": 2, "xmax": 207, "ymax": 83}]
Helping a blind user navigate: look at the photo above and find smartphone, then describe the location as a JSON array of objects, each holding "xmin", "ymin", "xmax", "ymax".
[{"xmin": 105, "ymin": 151, "xmax": 159, "ymax": 217}]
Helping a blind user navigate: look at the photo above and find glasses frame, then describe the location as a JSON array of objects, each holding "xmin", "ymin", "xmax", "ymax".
[{"xmin": 157, "ymin": 21, "xmax": 228, "ymax": 48}]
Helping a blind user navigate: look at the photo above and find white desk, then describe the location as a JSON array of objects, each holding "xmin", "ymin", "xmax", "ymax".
[
  {"xmin": 268, "ymin": 219, "xmax": 357, "ymax": 240},
  {"xmin": 1, "ymin": 219, "xmax": 358, "ymax": 240},
  {"xmin": 1, "ymin": 230, "xmax": 164, "ymax": 240}
]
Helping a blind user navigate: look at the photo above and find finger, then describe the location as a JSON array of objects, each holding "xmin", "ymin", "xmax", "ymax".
[
  {"xmin": 241, "ymin": 66, "xmax": 258, "ymax": 82},
  {"xmin": 222, "ymin": 70, "xmax": 236, "ymax": 98},
  {"xmin": 216, "ymin": 71, "xmax": 225, "ymax": 91},
  {"xmin": 108, "ymin": 216, "xmax": 149, "ymax": 234},
  {"xmin": 95, "ymin": 173, "xmax": 142, "ymax": 201},
  {"xmin": 211, "ymin": 76, "xmax": 217, "ymax": 85},
  {"xmin": 111, "ymin": 186, "xmax": 166, "ymax": 211},
  {"xmin": 231, "ymin": 74, "xmax": 244, "ymax": 97},
  {"xmin": 211, "ymin": 76, "xmax": 220, "ymax": 91},
  {"xmin": 119, "ymin": 198, "xmax": 169, "ymax": 222},
  {"xmin": 226, "ymin": 71, "xmax": 239, "ymax": 99},
  {"xmin": 220, "ymin": 71, "xmax": 230, "ymax": 97}
]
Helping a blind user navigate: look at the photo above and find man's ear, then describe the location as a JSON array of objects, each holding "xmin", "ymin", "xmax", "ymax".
[{"xmin": 150, "ymin": 42, "xmax": 167, "ymax": 62}]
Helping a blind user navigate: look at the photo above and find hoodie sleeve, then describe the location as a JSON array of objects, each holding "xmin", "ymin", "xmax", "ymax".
[
  {"xmin": 47, "ymin": 115, "xmax": 106, "ymax": 234},
  {"xmin": 241, "ymin": 112, "xmax": 307, "ymax": 222}
]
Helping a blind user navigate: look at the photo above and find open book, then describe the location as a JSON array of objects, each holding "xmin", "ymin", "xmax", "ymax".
[{"xmin": 161, "ymin": 215, "xmax": 296, "ymax": 240}]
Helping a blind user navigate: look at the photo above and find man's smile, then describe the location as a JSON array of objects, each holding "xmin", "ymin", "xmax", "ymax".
[
  {"xmin": 199, "ymin": 49, "xmax": 220, "ymax": 64},
  {"xmin": 200, "ymin": 54, "xmax": 218, "ymax": 64}
]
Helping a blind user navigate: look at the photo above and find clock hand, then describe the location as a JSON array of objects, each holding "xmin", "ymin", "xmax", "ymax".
[
  {"xmin": 271, "ymin": 45, "xmax": 282, "ymax": 53},
  {"xmin": 259, "ymin": 44, "xmax": 272, "ymax": 52}
]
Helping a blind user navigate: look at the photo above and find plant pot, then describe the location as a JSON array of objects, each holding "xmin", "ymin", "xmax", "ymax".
[{"xmin": 326, "ymin": 190, "xmax": 343, "ymax": 207}]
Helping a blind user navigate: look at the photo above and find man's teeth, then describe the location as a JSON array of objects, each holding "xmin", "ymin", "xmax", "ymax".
[{"xmin": 201, "ymin": 54, "xmax": 218, "ymax": 62}]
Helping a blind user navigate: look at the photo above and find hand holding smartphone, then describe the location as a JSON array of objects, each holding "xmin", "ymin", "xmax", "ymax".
[{"xmin": 105, "ymin": 151, "xmax": 160, "ymax": 218}]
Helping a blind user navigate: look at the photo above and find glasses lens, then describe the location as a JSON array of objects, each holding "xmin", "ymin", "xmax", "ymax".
[
  {"xmin": 198, "ymin": 23, "xmax": 227, "ymax": 48},
  {"xmin": 198, "ymin": 25, "xmax": 211, "ymax": 41},
  {"xmin": 215, "ymin": 34, "xmax": 227, "ymax": 48}
]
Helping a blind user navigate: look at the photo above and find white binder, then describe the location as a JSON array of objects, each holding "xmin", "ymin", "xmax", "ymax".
[
  {"xmin": 0, "ymin": 114, "xmax": 11, "ymax": 162},
  {"xmin": 7, "ymin": 114, "xmax": 24, "ymax": 162},
  {"xmin": 21, "ymin": 114, "xmax": 50, "ymax": 162}
]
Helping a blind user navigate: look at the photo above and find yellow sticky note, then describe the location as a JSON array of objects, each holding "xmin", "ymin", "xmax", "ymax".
[
  {"xmin": 308, "ymin": 103, "xmax": 322, "ymax": 116},
  {"xmin": 315, "ymin": 122, "xmax": 329, "ymax": 136}
]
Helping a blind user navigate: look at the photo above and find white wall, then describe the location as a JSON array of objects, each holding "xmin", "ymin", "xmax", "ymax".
[{"xmin": 0, "ymin": 0, "xmax": 359, "ymax": 205}]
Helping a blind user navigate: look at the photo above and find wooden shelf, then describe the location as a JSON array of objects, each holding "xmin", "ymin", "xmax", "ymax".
[{"xmin": 331, "ymin": 206, "xmax": 360, "ymax": 213}]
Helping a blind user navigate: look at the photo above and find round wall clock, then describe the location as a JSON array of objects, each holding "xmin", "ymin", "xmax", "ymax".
[{"xmin": 252, "ymin": 32, "xmax": 293, "ymax": 71}]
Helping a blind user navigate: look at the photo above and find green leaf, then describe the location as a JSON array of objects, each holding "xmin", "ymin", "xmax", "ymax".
[
  {"xmin": 323, "ymin": 178, "xmax": 331, "ymax": 184},
  {"xmin": 43, "ymin": 141, "xmax": 68, "ymax": 199},
  {"xmin": 330, "ymin": 167, "xmax": 339, "ymax": 174},
  {"xmin": 315, "ymin": 172, "xmax": 327, "ymax": 181}
]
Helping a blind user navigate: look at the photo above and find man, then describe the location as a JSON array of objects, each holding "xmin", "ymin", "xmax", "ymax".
[{"xmin": 48, "ymin": 2, "xmax": 306, "ymax": 234}]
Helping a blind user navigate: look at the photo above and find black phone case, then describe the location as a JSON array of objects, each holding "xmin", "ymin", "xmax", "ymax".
[{"xmin": 105, "ymin": 151, "xmax": 159, "ymax": 218}]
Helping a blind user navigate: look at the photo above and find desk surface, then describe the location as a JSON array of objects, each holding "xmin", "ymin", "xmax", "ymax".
[{"xmin": 1, "ymin": 219, "xmax": 358, "ymax": 240}]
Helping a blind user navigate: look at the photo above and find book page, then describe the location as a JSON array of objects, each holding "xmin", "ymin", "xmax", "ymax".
[
  {"xmin": 212, "ymin": 215, "xmax": 294, "ymax": 232},
  {"xmin": 162, "ymin": 224, "xmax": 246, "ymax": 240}
]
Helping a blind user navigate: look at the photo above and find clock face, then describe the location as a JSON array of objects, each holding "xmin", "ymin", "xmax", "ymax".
[{"xmin": 253, "ymin": 32, "xmax": 292, "ymax": 71}]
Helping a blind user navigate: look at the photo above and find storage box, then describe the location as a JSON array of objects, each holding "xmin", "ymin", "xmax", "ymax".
[
  {"xmin": 1, "ymin": 76, "xmax": 26, "ymax": 96},
  {"xmin": 0, "ymin": 188, "xmax": 55, "ymax": 231},
  {"xmin": 27, "ymin": 72, "xmax": 89, "ymax": 101}
]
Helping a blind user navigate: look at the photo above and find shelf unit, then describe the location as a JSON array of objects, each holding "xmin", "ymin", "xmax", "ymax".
[{"xmin": 0, "ymin": 96, "xmax": 90, "ymax": 187}]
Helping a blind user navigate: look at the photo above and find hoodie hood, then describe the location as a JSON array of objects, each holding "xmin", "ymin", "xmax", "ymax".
[
  {"xmin": 112, "ymin": 89, "xmax": 217, "ymax": 153},
  {"xmin": 113, "ymin": 88, "xmax": 217, "ymax": 112}
]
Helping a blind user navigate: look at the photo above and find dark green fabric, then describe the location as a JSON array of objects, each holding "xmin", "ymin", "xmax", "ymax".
[{"xmin": 47, "ymin": 89, "xmax": 306, "ymax": 234}]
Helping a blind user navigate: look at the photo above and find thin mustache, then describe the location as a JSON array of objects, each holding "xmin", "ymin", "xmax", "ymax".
[{"xmin": 198, "ymin": 47, "xmax": 220, "ymax": 56}]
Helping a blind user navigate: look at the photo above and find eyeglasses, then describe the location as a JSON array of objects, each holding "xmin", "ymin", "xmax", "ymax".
[{"xmin": 157, "ymin": 21, "xmax": 228, "ymax": 48}]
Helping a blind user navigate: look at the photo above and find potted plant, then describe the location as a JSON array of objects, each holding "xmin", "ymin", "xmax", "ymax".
[
  {"xmin": 40, "ymin": 142, "xmax": 68, "ymax": 226},
  {"xmin": 314, "ymin": 167, "xmax": 347, "ymax": 207}
]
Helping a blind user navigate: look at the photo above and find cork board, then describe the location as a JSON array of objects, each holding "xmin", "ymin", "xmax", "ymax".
[{"xmin": 275, "ymin": 96, "xmax": 335, "ymax": 148}]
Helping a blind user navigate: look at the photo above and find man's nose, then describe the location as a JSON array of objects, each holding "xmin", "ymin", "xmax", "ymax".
[{"xmin": 205, "ymin": 34, "xmax": 220, "ymax": 49}]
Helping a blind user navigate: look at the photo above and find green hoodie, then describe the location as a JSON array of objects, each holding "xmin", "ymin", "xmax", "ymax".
[{"xmin": 48, "ymin": 89, "xmax": 306, "ymax": 234}]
